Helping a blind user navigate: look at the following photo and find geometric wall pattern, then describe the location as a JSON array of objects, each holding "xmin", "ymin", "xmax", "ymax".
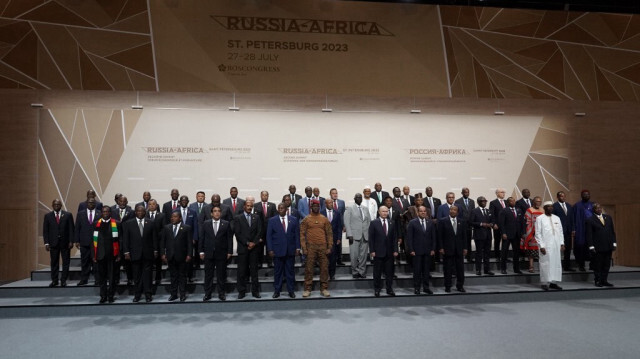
[
  {"xmin": 38, "ymin": 108, "xmax": 142, "ymax": 221},
  {"xmin": 441, "ymin": 7, "xmax": 640, "ymax": 101},
  {"xmin": 0, "ymin": 0, "xmax": 156, "ymax": 90}
]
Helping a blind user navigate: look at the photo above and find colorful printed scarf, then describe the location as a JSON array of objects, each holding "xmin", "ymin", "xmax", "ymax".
[{"xmin": 93, "ymin": 219, "xmax": 119, "ymax": 258}]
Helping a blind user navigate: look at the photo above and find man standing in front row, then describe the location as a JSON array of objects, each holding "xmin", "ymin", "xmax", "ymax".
[
  {"xmin": 300, "ymin": 199, "xmax": 332, "ymax": 298},
  {"xmin": 345, "ymin": 193, "xmax": 371, "ymax": 279},
  {"xmin": 43, "ymin": 199, "xmax": 75, "ymax": 287},
  {"xmin": 267, "ymin": 203, "xmax": 300, "ymax": 299},
  {"xmin": 586, "ymin": 203, "xmax": 617, "ymax": 287},
  {"xmin": 369, "ymin": 206, "xmax": 398, "ymax": 297},
  {"xmin": 199, "ymin": 206, "xmax": 233, "ymax": 301},
  {"xmin": 439, "ymin": 206, "xmax": 467, "ymax": 293},
  {"xmin": 535, "ymin": 201, "xmax": 564, "ymax": 291},
  {"xmin": 161, "ymin": 211, "xmax": 192, "ymax": 302},
  {"xmin": 234, "ymin": 200, "xmax": 262, "ymax": 299},
  {"xmin": 93, "ymin": 206, "xmax": 121, "ymax": 303},
  {"xmin": 405, "ymin": 205, "xmax": 436, "ymax": 295},
  {"xmin": 122, "ymin": 205, "xmax": 157, "ymax": 302}
]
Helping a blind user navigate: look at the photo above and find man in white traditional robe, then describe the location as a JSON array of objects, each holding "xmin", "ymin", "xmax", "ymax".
[{"xmin": 535, "ymin": 201, "xmax": 565, "ymax": 291}]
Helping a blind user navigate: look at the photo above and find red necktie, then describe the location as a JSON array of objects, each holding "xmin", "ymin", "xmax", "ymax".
[
  {"xmin": 55, "ymin": 212, "xmax": 60, "ymax": 224},
  {"xmin": 233, "ymin": 199, "xmax": 236, "ymax": 212},
  {"xmin": 263, "ymin": 203, "xmax": 267, "ymax": 218},
  {"xmin": 282, "ymin": 217, "xmax": 286, "ymax": 231},
  {"xmin": 382, "ymin": 219, "xmax": 387, "ymax": 235},
  {"xmin": 88, "ymin": 211, "xmax": 93, "ymax": 224},
  {"xmin": 172, "ymin": 201, "xmax": 177, "ymax": 210},
  {"xmin": 397, "ymin": 198, "xmax": 403, "ymax": 209},
  {"xmin": 512, "ymin": 208, "xmax": 517, "ymax": 218}
]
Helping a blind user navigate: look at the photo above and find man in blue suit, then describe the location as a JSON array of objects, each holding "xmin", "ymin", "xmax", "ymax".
[
  {"xmin": 553, "ymin": 191, "xmax": 575, "ymax": 271},
  {"xmin": 297, "ymin": 186, "xmax": 313, "ymax": 218},
  {"xmin": 177, "ymin": 195, "xmax": 199, "ymax": 282},
  {"xmin": 329, "ymin": 188, "xmax": 346, "ymax": 265},
  {"xmin": 369, "ymin": 205, "xmax": 398, "ymax": 297},
  {"xmin": 405, "ymin": 205, "xmax": 436, "ymax": 295},
  {"xmin": 267, "ymin": 203, "xmax": 300, "ymax": 298},
  {"xmin": 436, "ymin": 192, "xmax": 456, "ymax": 220},
  {"xmin": 322, "ymin": 198, "xmax": 343, "ymax": 280}
]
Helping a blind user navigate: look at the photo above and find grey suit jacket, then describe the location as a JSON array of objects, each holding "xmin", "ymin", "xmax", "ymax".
[{"xmin": 344, "ymin": 204, "xmax": 371, "ymax": 241}]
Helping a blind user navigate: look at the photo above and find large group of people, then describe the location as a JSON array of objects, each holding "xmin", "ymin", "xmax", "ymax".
[{"xmin": 41, "ymin": 184, "xmax": 617, "ymax": 303}]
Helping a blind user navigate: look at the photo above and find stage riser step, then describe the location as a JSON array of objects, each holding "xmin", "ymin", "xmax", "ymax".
[{"xmin": 7, "ymin": 271, "xmax": 640, "ymax": 298}]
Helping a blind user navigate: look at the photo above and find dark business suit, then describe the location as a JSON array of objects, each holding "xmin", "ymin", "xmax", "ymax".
[
  {"xmin": 372, "ymin": 191, "xmax": 390, "ymax": 208},
  {"xmin": 266, "ymin": 215, "xmax": 300, "ymax": 294},
  {"xmin": 77, "ymin": 200, "xmax": 103, "ymax": 213},
  {"xmin": 368, "ymin": 218, "xmax": 398, "ymax": 292},
  {"xmin": 553, "ymin": 201, "xmax": 575, "ymax": 270},
  {"xmin": 403, "ymin": 194, "xmax": 415, "ymax": 207},
  {"xmin": 438, "ymin": 217, "xmax": 467, "ymax": 289},
  {"xmin": 332, "ymin": 199, "xmax": 346, "ymax": 263},
  {"xmin": 43, "ymin": 210, "xmax": 75, "ymax": 284},
  {"xmin": 286, "ymin": 206, "xmax": 301, "ymax": 222},
  {"xmin": 287, "ymin": 193, "xmax": 303, "ymax": 209},
  {"xmin": 162, "ymin": 200, "xmax": 180, "ymax": 223},
  {"xmin": 188, "ymin": 202, "xmax": 206, "ymax": 273},
  {"xmin": 321, "ymin": 208, "xmax": 343, "ymax": 278},
  {"xmin": 146, "ymin": 211, "xmax": 165, "ymax": 283},
  {"xmin": 177, "ymin": 206, "xmax": 199, "ymax": 280},
  {"xmin": 199, "ymin": 219, "xmax": 233, "ymax": 296},
  {"xmin": 424, "ymin": 196, "xmax": 441, "ymax": 219},
  {"xmin": 471, "ymin": 207, "xmax": 493, "ymax": 273},
  {"xmin": 122, "ymin": 217, "xmax": 156, "ymax": 298},
  {"xmin": 93, "ymin": 219, "xmax": 121, "ymax": 298},
  {"xmin": 586, "ymin": 214, "xmax": 616, "ymax": 285},
  {"xmin": 160, "ymin": 223, "xmax": 193, "ymax": 297},
  {"xmin": 74, "ymin": 209, "xmax": 100, "ymax": 282},
  {"xmin": 113, "ymin": 205, "xmax": 134, "ymax": 282},
  {"xmin": 135, "ymin": 201, "xmax": 149, "ymax": 211},
  {"xmin": 498, "ymin": 206, "xmax": 525, "ymax": 272},
  {"xmin": 516, "ymin": 198, "xmax": 532, "ymax": 216},
  {"xmin": 200, "ymin": 203, "xmax": 234, "ymax": 225},
  {"xmin": 223, "ymin": 197, "xmax": 246, "ymax": 215},
  {"xmin": 455, "ymin": 197, "xmax": 475, "ymax": 260},
  {"xmin": 405, "ymin": 218, "xmax": 436, "ymax": 291},
  {"xmin": 436, "ymin": 203, "xmax": 457, "ymax": 220},
  {"xmin": 233, "ymin": 211, "xmax": 262, "ymax": 295},
  {"xmin": 489, "ymin": 198, "xmax": 507, "ymax": 257},
  {"xmin": 255, "ymin": 201, "xmax": 278, "ymax": 266}
]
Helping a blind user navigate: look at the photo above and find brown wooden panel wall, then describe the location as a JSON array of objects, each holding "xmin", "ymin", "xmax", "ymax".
[{"xmin": 614, "ymin": 204, "xmax": 640, "ymax": 267}]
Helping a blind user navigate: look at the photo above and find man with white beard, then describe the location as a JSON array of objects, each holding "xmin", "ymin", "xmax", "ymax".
[{"xmin": 535, "ymin": 201, "xmax": 565, "ymax": 291}]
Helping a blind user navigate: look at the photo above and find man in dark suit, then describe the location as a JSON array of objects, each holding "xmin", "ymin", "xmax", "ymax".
[
  {"xmin": 135, "ymin": 191, "xmax": 151, "ymax": 211},
  {"xmin": 312, "ymin": 187, "xmax": 326, "ymax": 211},
  {"xmin": 282, "ymin": 195, "xmax": 301, "ymax": 221},
  {"xmin": 43, "ymin": 199, "xmax": 75, "ymax": 287},
  {"xmin": 255, "ymin": 190, "xmax": 278, "ymax": 268},
  {"xmin": 233, "ymin": 200, "xmax": 262, "ymax": 298},
  {"xmin": 586, "ymin": 203, "xmax": 617, "ymax": 287},
  {"xmin": 77, "ymin": 189, "xmax": 103, "ymax": 213},
  {"xmin": 146, "ymin": 199, "xmax": 165, "ymax": 285},
  {"xmin": 405, "ymin": 205, "xmax": 436, "ymax": 295},
  {"xmin": 515, "ymin": 188, "xmax": 532, "ymax": 215},
  {"xmin": 471, "ymin": 197, "xmax": 495, "ymax": 276},
  {"xmin": 122, "ymin": 205, "xmax": 157, "ymax": 303},
  {"xmin": 267, "ymin": 203, "xmax": 301, "ymax": 298},
  {"xmin": 369, "ymin": 205, "xmax": 398, "ymax": 297},
  {"xmin": 438, "ymin": 205, "xmax": 468, "ymax": 292},
  {"xmin": 160, "ymin": 211, "xmax": 193, "ymax": 301},
  {"xmin": 402, "ymin": 186, "xmax": 415, "ymax": 206},
  {"xmin": 296, "ymin": 186, "xmax": 313, "ymax": 218},
  {"xmin": 177, "ymin": 195, "xmax": 199, "ymax": 282},
  {"xmin": 200, "ymin": 194, "xmax": 233, "ymax": 225},
  {"xmin": 92, "ymin": 206, "xmax": 121, "ymax": 303},
  {"xmin": 162, "ymin": 189, "xmax": 180, "ymax": 223},
  {"xmin": 287, "ymin": 184, "xmax": 302, "ymax": 209},
  {"xmin": 329, "ymin": 188, "xmax": 346, "ymax": 265},
  {"xmin": 424, "ymin": 186, "xmax": 441, "ymax": 220},
  {"xmin": 489, "ymin": 188, "xmax": 508, "ymax": 259},
  {"xmin": 384, "ymin": 196, "xmax": 406, "ymax": 267},
  {"xmin": 322, "ymin": 198, "xmax": 343, "ymax": 280},
  {"xmin": 498, "ymin": 197, "xmax": 525, "ymax": 274},
  {"xmin": 223, "ymin": 186, "xmax": 245, "ymax": 215},
  {"xmin": 436, "ymin": 192, "xmax": 456, "ymax": 220},
  {"xmin": 372, "ymin": 182, "xmax": 390, "ymax": 208},
  {"xmin": 455, "ymin": 187, "xmax": 476, "ymax": 262},
  {"xmin": 113, "ymin": 195, "xmax": 134, "ymax": 285},
  {"xmin": 74, "ymin": 198, "xmax": 100, "ymax": 285},
  {"xmin": 392, "ymin": 187, "xmax": 410, "ymax": 213},
  {"xmin": 199, "ymin": 205, "xmax": 233, "ymax": 301},
  {"xmin": 188, "ymin": 191, "xmax": 207, "ymax": 217},
  {"xmin": 553, "ymin": 191, "xmax": 575, "ymax": 271}
]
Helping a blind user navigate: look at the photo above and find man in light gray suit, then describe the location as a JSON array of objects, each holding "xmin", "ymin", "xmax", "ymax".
[{"xmin": 345, "ymin": 192, "xmax": 371, "ymax": 279}]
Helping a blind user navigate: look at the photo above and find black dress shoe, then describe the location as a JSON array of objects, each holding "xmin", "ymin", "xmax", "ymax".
[
  {"xmin": 203, "ymin": 294, "xmax": 212, "ymax": 301},
  {"xmin": 445, "ymin": 287, "xmax": 451, "ymax": 293},
  {"xmin": 414, "ymin": 289, "xmax": 420, "ymax": 295},
  {"xmin": 60, "ymin": 281, "xmax": 67, "ymax": 287},
  {"xmin": 374, "ymin": 291, "xmax": 380, "ymax": 297},
  {"xmin": 77, "ymin": 280, "xmax": 88, "ymax": 286},
  {"xmin": 602, "ymin": 282, "xmax": 614, "ymax": 287},
  {"xmin": 330, "ymin": 276, "xmax": 335, "ymax": 281},
  {"xmin": 133, "ymin": 296, "xmax": 142, "ymax": 303},
  {"xmin": 99, "ymin": 296, "xmax": 107, "ymax": 303},
  {"xmin": 514, "ymin": 270, "xmax": 523, "ymax": 274},
  {"xmin": 595, "ymin": 281, "xmax": 603, "ymax": 287},
  {"xmin": 541, "ymin": 285, "xmax": 549, "ymax": 291},
  {"xmin": 272, "ymin": 292, "xmax": 280, "ymax": 299},
  {"xmin": 485, "ymin": 271, "xmax": 495, "ymax": 276},
  {"xmin": 360, "ymin": 274, "xmax": 367, "ymax": 279},
  {"xmin": 579, "ymin": 266, "xmax": 586, "ymax": 272},
  {"xmin": 179, "ymin": 295, "xmax": 186, "ymax": 302},
  {"xmin": 252, "ymin": 292, "xmax": 261, "ymax": 299},
  {"xmin": 126, "ymin": 280, "xmax": 133, "ymax": 286},
  {"xmin": 108, "ymin": 296, "xmax": 115, "ymax": 303},
  {"xmin": 145, "ymin": 296, "xmax": 152, "ymax": 303},
  {"xmin": 168, "ymin": 294, "xmax": 178, "ymax": 301},
  {"xmin": 218, "ymin": 293, "xmax": 226, "ymax": 301},
  {"xmin": 49, "ymin": 281, "xmax": 59, "ymax": 287},
  {"xmin": 288, "ymin": 292, "xmax": 296, "ymax": 298},
  {"xmin": 424, "ymin": 288, "xmax": 433, "ymax": 295},
  {"xmin": 188, "ymin": 278, "xmax": 195, "ymax": 283},
  {"xmin": 500, "ymin": 270, "xmax": 507, "ymax": 274},
  {"xmin": 476, "ymin": 271, "xmax": 481, "ymax": 276},
  {"xmin": 393, "ymin": 275, "xmax": 398, "ymax": 279},
  {"xmin": 457, "ymin": 287, "xmax": 466, "ymax": 293},
  {"xmin": 337, "ymin": 261, "xmax": 345, "ymax": 266},
  {"xmin": 387, "ymin": 290, "xmax": 396, "ymax": 296},
  {"xmin": 549, "ymin": 283, "xmax": 563, "ymax": 290},
  {"xmin": 237, "ymin": 292, "xmax": 246, "ymax": 299}
]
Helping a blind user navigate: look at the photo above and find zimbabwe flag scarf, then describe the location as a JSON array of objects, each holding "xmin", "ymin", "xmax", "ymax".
[{"xmin": 93, "ymin": 219, "xmax": 119, "ymax": 258}]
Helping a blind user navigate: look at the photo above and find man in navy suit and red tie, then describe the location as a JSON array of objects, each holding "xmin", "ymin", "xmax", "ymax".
[
  {"xmin": 267, "ymin": 203, "xmax": 301, "ymax": 298},
  {"xmin": 405, "ymin": 205, "xmax": 436, "ymax": 295},
  {"xmin": 161, "ymin": 211, "xmax": 193, "ymax": 302},
  {"xmin": 122, "ymin": 205, "xmax": 157, "ymax": 302},
  {"xmin": 74, "ymin": 198, "xmax": 100, "ymax": 286},
  {"xmin": 553, "ymin": 191, "xmax": 575, "ymax": 271},
  {"xmin": 177, "ymin": 195, "xmax": 199, "ymax": 283},
  {"xmin": 43, "ymin": 199, "xmax": 75, "ymax": 287},
  {"xmin": 369, "ymin": 205, "xmax": 398, "ymax": 297},
  {"xmin": 438, "ymin": 205, "xmax": 468, "ymax": 293},
  {"xmin": 199, "ymin": 206, "xmax": 233, "ymax": 301},
  {"xmin": 498, "ymin": 197, "xmax": 525, "ymax": 274},
  {"xmin": 329, "ymin": 188, "xmax": 346, "ymax": 265},
  {"xmin": 162, "ymin": 189, "xmax": 180, "ymax": 223},
  {"xmin": 322, "ymin": 198, "xmax": 343, "ymax": 280}
]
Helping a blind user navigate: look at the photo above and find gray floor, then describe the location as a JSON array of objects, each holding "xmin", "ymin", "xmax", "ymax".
[{"xmin": 1, "ymin": 296, "xmax": 638, "ymax": 359}]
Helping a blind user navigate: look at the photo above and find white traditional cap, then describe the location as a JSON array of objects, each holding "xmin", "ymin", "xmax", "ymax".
[{"xmin": 543, "ymin": 201, "xmax": 553, "ymax": 207}]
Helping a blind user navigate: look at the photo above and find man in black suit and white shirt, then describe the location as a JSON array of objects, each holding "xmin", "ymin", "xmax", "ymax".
[
  {"xmin": 287, "ymin": 184, "xmax": 302, "ymax": 209},
  {"xmin": 162, "ymin": 188, "xmax": 180, "ymax": 223},
  {"xmin": 92, "ymin": 206, "xmax": 121, "ymax": 303},
  {"xmin": 113, "ymin": 195, "xmax": 134, "ymax": 285},
  {"xmin": 553, "ymin": 191, "xmax": 575, "ymax": 271},
  {"xmin": 586, "ymin": 203, "xmax": 617, "ymax": 287},
  {"xmin": 405, "ymin": 205, "xmax": 436, "ymax": 295},
  {"xmin": 402, "ymin": 186, "xmax": 415, "ymax": 206},
  {"xmin": 455, "ymin": 187, "xmax": 475, "ymax": 262},
  {"xmin": 424, "ymin": 186, "xmax": 441, "ymax": 220},
  {"xmin": 498, "ymin": 197, "xmax": 525, "ymax": 274},
  {"xmin": 74, "ymin": 198, "xmax": 100, "ymax": 285},
  {"xmin": 201, "ymin": 194, "xmax": 233, "ymax": 225},
  {"xmin": 372, "ymin": 182, "xmax": 390, "ymax": 208},
  {"xmin": 177, "ymin": 195, "xmax": 199, "ymax": 282},
  {"xmin": 489, "ymin": 188, "xmax": 507, "ymax": 259},
  {"xmin": 369, "ymin": 206, "xmax": 398, "ymax": 297},
  {"xmin": 199, "ymin": 206, "xmax": 233, "ymax": 301},
  {"xmin": 233, "ymin": 200, "xmax": 262, "ymax": 298},
  {"xmin": 43, "ymin": 199, "xmax": 75, "ymax": 287},
  {"xmin": 123, "ymin": 205, "xmax": 157, "ymax": 302},
  {"xmin": 471, "ymin": 197, "xmax": 495, "ymax": 276},
  {"xmin": 438, "ymin": 205, "xmax": 468, "ymax": 292},
  {"xmin": 77, "ymin": 189, "xmax": 103, "ymax": 213},
  {"xmin": 515, "ymin": 188, "xmax": 532, "ymax": 215},
  {"xmin": 146, "ymin": 199, "xmax": 165, "ymax": 285},
  {"xmin": 135, "ymin": 191, "xmax": 151, "ymax": 211},
  {"xmin": 255, "ymin": 191, "xmax": 277, "ymax": 267},
  {"xmin": 160, "ymin": 211, "xmax": 192, "ymax": 302},
  {"xmin": 223, "ymin": 186, "xmax": 246, "ymax": 216}
]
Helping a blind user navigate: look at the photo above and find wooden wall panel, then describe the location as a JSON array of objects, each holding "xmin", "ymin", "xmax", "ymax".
[{"xmin": 615, "ymin": 204, "xmax": 640, "ymax": 267}]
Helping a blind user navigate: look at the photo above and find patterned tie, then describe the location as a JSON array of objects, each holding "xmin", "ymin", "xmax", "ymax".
[
  {"xmin": 599, "ymin": 216, "xmax": 605, "ymax": 225},
  {"xmin": 382, "ymin": 219, "xmax": 387, "ymax": 235},
  {"xmin": 281, "ymin": 217, "xmax": 286, "ymax": 231},
  {"xmin": 562, "ymin": 203, "xmax": 567, "ymax": 215},
  {"xmin": 198, "ymin": 203, "xmax": 202, "ymax": 214},
  {"xmin": 88, "ymin": 210, "xmax": 93, "ymax": 224},
  {"xmin": 232, "ymin": 199, "xmax": 236, "ymax": 212},
  {"xmin": 397, "ymin": 198, "xmax": 403, "ymax": 209},
  {"xmin": 138, "ymin": 219, "xmax": 144, "ymax": 236},
  {"xmin": 512, "ymin": 208, "xmax": 517, "ymax": 218},
  {"xmin": 172, "ymin": 201, "xmax": 177, "ymax": 210},
  {"xmin": 452, "ymin": 218, "xmax": 457, "ymax": 234}
]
